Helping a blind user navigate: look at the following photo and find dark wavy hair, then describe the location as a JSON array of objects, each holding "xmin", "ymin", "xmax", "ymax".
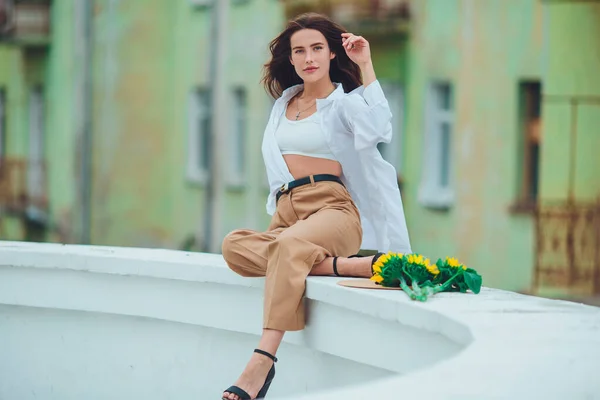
[{"xmin": 261, "ymin": 13, "xmax": 362, "ymax": 99}]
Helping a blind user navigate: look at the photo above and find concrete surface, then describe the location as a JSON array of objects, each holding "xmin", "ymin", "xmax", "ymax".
[{"xmin": 0, "ymin": 241, "xmax": 599, "ymax": 399}]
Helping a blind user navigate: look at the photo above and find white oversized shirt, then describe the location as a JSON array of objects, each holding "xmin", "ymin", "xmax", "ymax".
[{"xmin": 261, "ymin": 80, "xmax": 412, "ymax": 253}]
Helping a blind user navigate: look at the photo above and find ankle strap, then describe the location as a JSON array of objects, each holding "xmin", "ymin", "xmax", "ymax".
[
  {"xmin": 254, "ymin": 348, "xmax": 278, "ymax": 363},
  {"xmin": 332, "ymin": 257, "xmax": 340, "ymax": 277}
]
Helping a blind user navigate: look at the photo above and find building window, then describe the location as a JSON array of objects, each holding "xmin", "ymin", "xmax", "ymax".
[
  {"xmin": 418, "ymin": 81, "xmax": 455, "ymax": 209},
  {"xmin": 28, "ymin": 86, "xmax": 45, "ymax": 204},
  {"xmin": 187, "ymin": 88, "xmax": 211, "ymax": 184},
  {"xmin": 0, "ymin": 89, "xmax": 5, "ymax": 161},
  {"xmin": 228, "ymin": 87, "xmax": 247, "ymax": 186},
  {"xmin": 517, "ymin": 81, "xmax": 542, "ymax": 207}
]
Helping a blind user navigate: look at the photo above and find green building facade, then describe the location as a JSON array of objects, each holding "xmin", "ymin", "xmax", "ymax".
[
  {"xmin": 0, "ymin": 0, "xmax": 286, "ymax": 250},
  {"xmin": 400, "ymin": 0, "xmax": 599, "ymax": 297},
  {"xmin": 0, "ymin": 0, "xmax": 598, "ymax": 297}
]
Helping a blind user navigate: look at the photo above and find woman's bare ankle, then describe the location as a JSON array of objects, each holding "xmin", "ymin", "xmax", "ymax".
[{"xmin": 335, "ymin": 256, "xmax": 372, "ymax": 278}]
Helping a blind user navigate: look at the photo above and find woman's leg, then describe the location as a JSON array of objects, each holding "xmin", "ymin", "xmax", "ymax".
[
  {"xmin": 222, "ymin": 227, "xmax": 288, "ymax": 400},
  {"xmin": 222, "ymin": 228, "xmax": 284, "ymax": 277},
  {"xmin": 222, "ymin": 181, "xmax": 361, "ymax": 399},
  {"xmin": 223, "ymin": 228, "xmax": 373, "ymax": 279},
  {"xmin": 310, "ymin": 255, "xmax": 374, "ymax": 277},
  {"xmin": 262, "ymin": 206, "xmax": 362, "ymax": 332},
  {"xmin": 222, "ymin": 209, "xmax": 360, "ymax": 399},
  {"xmin": 223, "ymin": 328, "xmax": 284, "ymax": 400}
]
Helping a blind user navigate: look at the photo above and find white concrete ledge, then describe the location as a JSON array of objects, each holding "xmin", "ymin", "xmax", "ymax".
[{"xmin": 0, "ymin": 241, "xmax": 598, "ymax": 399}]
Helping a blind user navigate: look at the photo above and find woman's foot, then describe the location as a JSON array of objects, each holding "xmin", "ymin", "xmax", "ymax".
[
  {"xmin": 222, "ymin": 351, "xmax": 275, "ymax": 400},
  {"xmin": 341, "ymin": 255, "xmax": 378, "ymax": 277},
  {"xmin": 310, "ymin": 255, "xmax": 376, "ymax": 277}
]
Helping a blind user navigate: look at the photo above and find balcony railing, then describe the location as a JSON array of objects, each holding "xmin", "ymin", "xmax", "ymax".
[
  {"xmin": 0, "ymin": 242, "xmax": 598, "ymax": 398},
  {"xmin": 282, "ymin": 0, "xmax": 410, "ymax": 37},
  {"xmin": 0, "ymin": 0, "xmax": 51, "ymax": 47}
]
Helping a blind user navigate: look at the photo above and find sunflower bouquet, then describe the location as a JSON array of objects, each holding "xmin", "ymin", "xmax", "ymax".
[{"xmin": 370, "ymin": 253, "xmax": 482, "ymax": 302}]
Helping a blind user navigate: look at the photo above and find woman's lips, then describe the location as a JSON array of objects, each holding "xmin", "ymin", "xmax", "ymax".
[{"xmin": 304, "ymin": 67, "xmax": 318, "ymax": 73}]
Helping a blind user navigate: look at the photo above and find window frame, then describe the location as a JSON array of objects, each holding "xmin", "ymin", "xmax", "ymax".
[
  {"xmin": 226, "ymin": 87, "xmax": 247, "ymax": 188},
  {"xmin": 418, "ymin": 81, "xmax": 455, "ymax": 210},
  {"xmin": 513, "ymin": 80, "xmax": 542, "ymax": 212},
  {"xmin": 28, "ymin": 86, "xmax": 45, "ymax": 203},
  {"xmin": 186, "ymin": 87, "xmax": 212, "ymax": 186}
]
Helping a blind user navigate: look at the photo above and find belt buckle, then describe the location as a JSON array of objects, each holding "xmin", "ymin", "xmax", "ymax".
[{"xmin": 280, "ymin": 182, "xmax": 289, "ymax": 193}]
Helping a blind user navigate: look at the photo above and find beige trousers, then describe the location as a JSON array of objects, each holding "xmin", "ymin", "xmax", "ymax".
[{"xmin": 221, "ymin": 179, "xmax": 362, "ymax": 331}]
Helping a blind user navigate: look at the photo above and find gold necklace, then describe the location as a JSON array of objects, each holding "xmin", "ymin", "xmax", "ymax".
[{"xmin": 295, "ymin": 96, "xmax": 316, "ymax": 120}]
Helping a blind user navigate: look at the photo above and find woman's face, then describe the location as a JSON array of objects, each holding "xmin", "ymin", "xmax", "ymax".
[{"xmin": 289, "ymin": 28, "xmax": 336, "ymax": 84}]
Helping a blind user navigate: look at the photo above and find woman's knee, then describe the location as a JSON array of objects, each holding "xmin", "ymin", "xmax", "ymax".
[
  {"xmin": 221, "ymin": 230, "xmax": 245, "ymax": 265},
  {"xmin": 270, "ymin": 234, "xmax": 297, "ymax": 252},
  {"xmin": 221, "ymin": 230, "xmax": 263, "ymax": 277},
  {"xmin": 271, "ymin": 234, "xmax": 316, "ymax": 259}
]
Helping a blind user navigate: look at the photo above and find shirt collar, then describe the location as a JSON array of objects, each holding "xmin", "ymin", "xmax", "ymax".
[{"xmin": 280, "ymin": 82, "xmax": 345, "ymax": 107}]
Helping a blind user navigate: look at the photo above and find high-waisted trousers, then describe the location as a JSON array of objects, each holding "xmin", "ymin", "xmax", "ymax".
[{"xmin": 221, "ymin": 178, "xmax": 362, "ymax": 331}]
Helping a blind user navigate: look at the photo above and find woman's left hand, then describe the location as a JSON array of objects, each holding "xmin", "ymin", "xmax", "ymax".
[{"xmin": 341, "ymin": 33, "xmax": 371, "ymax": 66}]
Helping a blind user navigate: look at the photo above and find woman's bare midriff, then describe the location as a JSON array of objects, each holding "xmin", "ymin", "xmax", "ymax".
[{"xmin": 283, "ymin": 154, "xmax": 343, "ymax": 180}]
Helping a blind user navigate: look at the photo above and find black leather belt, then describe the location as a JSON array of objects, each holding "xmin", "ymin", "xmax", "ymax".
[{"xmin": 276, "ymin": 174, "xmax": 344, "ymax": 202}]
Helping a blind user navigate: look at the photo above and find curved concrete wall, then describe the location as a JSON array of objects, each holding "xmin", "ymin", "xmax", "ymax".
[{"xmin": 0, "ymin": 241, "xmax": 598, "ymax": 399}]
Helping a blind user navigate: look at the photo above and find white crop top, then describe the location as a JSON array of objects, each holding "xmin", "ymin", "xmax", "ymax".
[{"xmin": 275, "ymin": 112, "xmax": 337, "ymax": 161}]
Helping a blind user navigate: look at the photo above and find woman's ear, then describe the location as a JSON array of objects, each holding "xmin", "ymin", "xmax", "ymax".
[{"xmin": 330, "ymin": 52, "xmax": 336, "ymax": 60}]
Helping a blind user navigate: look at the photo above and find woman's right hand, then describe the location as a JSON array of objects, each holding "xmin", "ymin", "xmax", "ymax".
[{"xmin": 341, "ymin": 33, "xmax": 372, "ymax": 68}]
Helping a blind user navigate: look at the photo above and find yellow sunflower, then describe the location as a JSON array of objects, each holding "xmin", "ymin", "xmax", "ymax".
[{"xmin": 446, "ymin": 257, "xmax": 467, "ymax": 270}]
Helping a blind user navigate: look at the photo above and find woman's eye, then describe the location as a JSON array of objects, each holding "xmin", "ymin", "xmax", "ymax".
[
  {"xmin": 314, "ymin": 46, "xmax": 323, "ymax": 51},
  {"xmin": 295, "ymin": 49, "xmax": 303, "ymax": 54}
]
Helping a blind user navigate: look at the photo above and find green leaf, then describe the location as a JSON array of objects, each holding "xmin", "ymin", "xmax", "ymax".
[{"xmin": 464, "ymin": 271, "xmax": 482, "ymax": 294}]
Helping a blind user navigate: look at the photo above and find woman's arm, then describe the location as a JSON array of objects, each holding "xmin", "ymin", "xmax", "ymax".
[
  {"xmin": 341, "ymin": 33, "xmax": 376, "ymax": 87},
  {"xmin": 339, "ymin": 33, "xmax": 392, "ymax": 151},
  {"xmin": 359, "ymin": 61, "xmax": 376, "ymax": 88},
  {"xmin": 341, "ymin": 84, "xmax": 393, "ymax": 151}
]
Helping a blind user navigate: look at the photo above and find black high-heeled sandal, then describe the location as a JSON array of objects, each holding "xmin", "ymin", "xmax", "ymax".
[
  {"xmin": 222, "ymin": 349, "xmax": 278, "ymax": 400},
  {"xmin": 333, "ymin": 252, "xmax": 385, "ymax": 276}
]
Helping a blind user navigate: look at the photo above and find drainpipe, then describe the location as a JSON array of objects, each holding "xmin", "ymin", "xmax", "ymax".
[
  {"xmin": 205, "ymin": 0, "xmax": 229, "ymax": 253},
  {"xmin": 73, "ymin": 0, "xmax": 93, "ymax": 243}
]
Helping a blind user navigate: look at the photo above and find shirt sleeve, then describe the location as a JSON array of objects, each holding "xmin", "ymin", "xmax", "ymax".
[{"xmin": 340, "ymin": 80, "xmax": 393, "ymax": 151}]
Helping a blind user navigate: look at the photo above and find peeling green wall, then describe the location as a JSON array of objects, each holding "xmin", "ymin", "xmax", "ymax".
[
  {"xmin": 89, "ymin": 0, "xmax": 284, "ymax": 248},
  {"xmin": 401, "ymin": 0, "xmax": 599, "ymax": 293},
  {"xmin": 1, "ymin": 0, "xmax": 285, "ymax": 247},
  {"xmin": 45, "ymin": 0, "xmax": 78, "ymax": 241},
  {"xmin": 402, "ymin": 0, "xmax": 545, "ymax": 292},
  {"xmin": 91, "ymin": 0, "xmax": 179, "ymax": 247},
  {"xmin": 540, "ymin": 2, "xmax": 600, "ymax": 202}
]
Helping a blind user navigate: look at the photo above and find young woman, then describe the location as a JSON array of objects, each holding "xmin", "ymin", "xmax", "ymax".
[{"xmin": 221, "ymin": 12, "xmax": 411, "ymax": 400}]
